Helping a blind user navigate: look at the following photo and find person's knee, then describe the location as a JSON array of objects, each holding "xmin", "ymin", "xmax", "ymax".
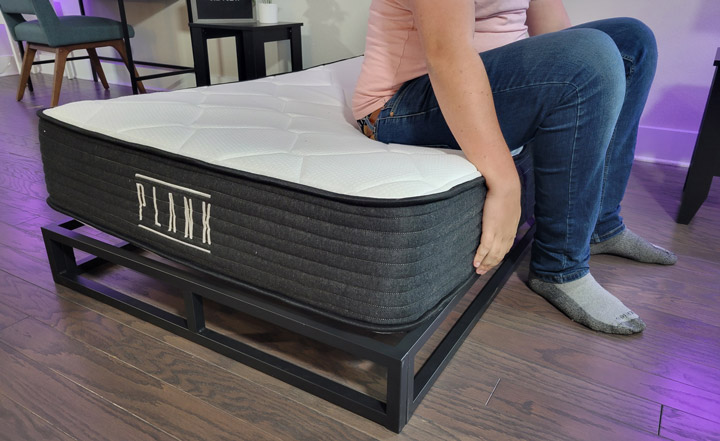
[
  {"xmin": 562, "ymin": 29, "xmax": 626, "ymax": 102},
  {"xmin": 613, "ymin": 17, "xmax": 657, "ymax": 51},
  {"xmin": 615, "ymin": 17, "xmax": 658, "ymax": 69}
]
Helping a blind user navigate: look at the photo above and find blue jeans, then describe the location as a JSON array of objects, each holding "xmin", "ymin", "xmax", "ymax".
[{"xmin": 359, "ymin": 18, "xmax": 658, "ymax": 283}]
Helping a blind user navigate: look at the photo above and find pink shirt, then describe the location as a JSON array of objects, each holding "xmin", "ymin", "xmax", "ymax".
[{"xmin": 352, "ymin": 0, "xmax": 533, "ymax": 120}]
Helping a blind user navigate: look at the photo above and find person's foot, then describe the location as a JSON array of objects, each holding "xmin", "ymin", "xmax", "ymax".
[
  {"xmin": 591, "ymin": 228, "xmax": 677, "ymax": 265},
  {"xmin": 528, "ymin": 273, "xmax": 645, "ymax": 335}
]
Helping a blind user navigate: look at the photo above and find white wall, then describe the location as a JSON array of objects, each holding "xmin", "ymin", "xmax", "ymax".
[
  {"xmin": 565, "ymin": 0, "xmax": 720, "ymax": 166},
  {"xmin": 0, "ymin": 19, "xmax": 20, "ymax": 76},
  {"xmin": 265, "ymin": 0, "xmax": 370, "ymax": 74},
  {"xmin": 196, "ymin": 0, "xmax": 370, "ymax": 84}
]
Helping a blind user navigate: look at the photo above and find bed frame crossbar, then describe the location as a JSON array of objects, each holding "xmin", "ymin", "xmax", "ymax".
[{"xmin": 41, "ymin": 218, "xmax": 534, "ymax": 433}]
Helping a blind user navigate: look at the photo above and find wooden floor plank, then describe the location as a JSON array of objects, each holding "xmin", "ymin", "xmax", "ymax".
[
  {"xmin": 0, "ymin": 270, "xmax": 381, "ymax": 441},
  {"xmin": 410, "ymin": 385, "xmax": 580, "ymax": 441},
  {"xmin": 0, "ymin": 242, "xmax": 58, "ymax": 293},
  {"xmin": 110, "ymin": 309, "xmax": 453, "ymax": 440},
  {"xmin": 469, "ymin": 320, "xmax": 720, "ymax": 424},
  {"xmin": 0, "ymin": 318, "xmax": 283, "ymax": 441},
  {"xmin": 660, "ymin": 406, "xmax": 720, "ymax": 441},
  {"xmin": 487, "ymin": 379, "xmax": 669, "ymax": 441},
  {"xmin": 0, "ymin": 111, "xmax": 43, "ymax": 138},
  {"xmin": 0, "ymin": 300, "xmax": 26, "ymax": 331},
  {"xmin": 0, "ymin": 270, "xmax": 87, "ymax": 328},
  {"xmin": 592, "ymin": 264, "xmax": 720, "ymax": 328},
  {"xmin": 86, "ymin": 316, "xmax": 382, "ymax": 441},
  {"xmin": 496, "ymin": 274, "xmax": 720, "ymax": 370},
  {"xmin": 455, "ymin": 337, "xmax": 662, "ymax": 434},
  {"xmin": 0, "ymin": 187, "xmax": 62, "ymax": 223},
  {"xmin": 0, "ymin": 151, "xmax": 46, "ymax": 195},
  {"xmin": 0, "ymin": 341, "xmax": 179, "ymax": 441},
  {"xmin": 593, "ymin": 252, "xmax": 719, "ymax": 300},
  {"xmin": 0, "ymin": 218, "xmax": 55, "ymax": 262},
  {"xmin": 488, "ymin": 283, "xmax": 720, "ymax": 393},
  {"xmin": 0, "ymin": 201, "xmax": 46, "ymax": 227},
  {"xmin": 0, "ymin": 394, "xmax": 77, "ymax": 441},
  {"xmin": 0, "ymin": 131, "xmax": 42, "ymax": 160}
]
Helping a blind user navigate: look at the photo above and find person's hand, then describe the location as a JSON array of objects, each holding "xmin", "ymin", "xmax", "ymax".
[{"xmin": 474, "ymin": 179, "xmax": 522, "ymax": 275}]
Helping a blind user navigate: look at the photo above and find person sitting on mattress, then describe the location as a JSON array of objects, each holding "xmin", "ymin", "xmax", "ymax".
[{"xmin": 352, "ymin": 0, "xmax": 677, "ymax": 334}]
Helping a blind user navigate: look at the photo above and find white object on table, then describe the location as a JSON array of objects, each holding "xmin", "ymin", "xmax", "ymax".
[{"xmin": 257, "ymin": 3, "xmax": 278, "ymax": 24}]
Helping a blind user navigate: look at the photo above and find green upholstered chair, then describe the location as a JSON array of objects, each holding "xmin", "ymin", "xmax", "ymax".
[{"xmin": 0, "ymin": 0, "xmax": 145, "ymax": 107}]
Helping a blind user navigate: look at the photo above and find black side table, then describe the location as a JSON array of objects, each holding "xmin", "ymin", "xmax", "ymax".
[
  {"xmin": 677, "ymin": 48, "xmax": 720, "ymax": 224},
  {"xmin": 188, "ymin": 22, "xmax": 303, "ymax": 87}
]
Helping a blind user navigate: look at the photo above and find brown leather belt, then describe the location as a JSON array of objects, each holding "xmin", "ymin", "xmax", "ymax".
[{"xmin": 361, "ymin": 107, "xmax": 383, "ymax": 140}]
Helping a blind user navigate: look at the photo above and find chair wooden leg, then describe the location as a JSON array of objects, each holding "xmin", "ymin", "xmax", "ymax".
[
  {"xmin": 51, "ymin": 47, "xmax": 70, "ymax": 107},
  {"xmin": 16, "ymin": 45, "xmax": 37, "ymax": 101},
  {"xmin": 87, "ymin": 48, "xmax": 110, "ymax": 89},
  {"xmin": 110, "ymin": 40, "xmax": 146, "ymax": 93},
  {"xmin": 17, "ymin": 41, "xmax": 34, "ymax": 92}
]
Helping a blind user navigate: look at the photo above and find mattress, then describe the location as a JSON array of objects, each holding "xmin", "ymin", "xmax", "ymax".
[{"xmin": 39, "ymin": 57, "xmax": 534, "ymax": 331}]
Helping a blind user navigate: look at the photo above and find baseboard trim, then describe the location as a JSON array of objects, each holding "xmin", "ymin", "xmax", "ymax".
[
  {"xmin": 635, "ymin": 125, "xmax": 698, "ymax": 168},
  {"xmin": 634, "ymin": 155, "xmax": 689, "ymax": 168},
  {"xmin": 0, "ymin": 54, "xmax": 18, "ymax": 76}
]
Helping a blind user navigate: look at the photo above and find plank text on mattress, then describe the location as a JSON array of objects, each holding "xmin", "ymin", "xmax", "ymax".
[{"xmin": 134, "ymin": 174, "xmax": 212, "ymax": 254}]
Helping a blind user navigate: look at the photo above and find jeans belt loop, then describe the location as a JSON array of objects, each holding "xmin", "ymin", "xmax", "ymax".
[{"xmin": 361, "ymin": 107, "xmax": 383, "ymax": 140}]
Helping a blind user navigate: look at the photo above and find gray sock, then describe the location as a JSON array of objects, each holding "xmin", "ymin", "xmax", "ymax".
[
  {"xmin": 528, "ymin": 273, "xmax": 646, "ymax": 335},
  {"xmin": 590, "ymin": 228, "xmax": 677, "ymax": 265}
]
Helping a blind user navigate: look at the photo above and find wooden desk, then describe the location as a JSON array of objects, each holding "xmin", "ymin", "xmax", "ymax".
[{"xmin": 188, "ymin": 22, "xmax": 303, "ymax": 86}]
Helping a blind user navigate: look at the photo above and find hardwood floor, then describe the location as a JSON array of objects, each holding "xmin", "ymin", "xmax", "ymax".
[{"xmin": 1, "ymin": 73, "xmax": 719, "ymax": 441}]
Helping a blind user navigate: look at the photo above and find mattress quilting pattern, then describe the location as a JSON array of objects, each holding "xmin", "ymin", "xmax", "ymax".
[{"xmin": 43, "ymin": 58, "xmax": 481, "ymax": 200}]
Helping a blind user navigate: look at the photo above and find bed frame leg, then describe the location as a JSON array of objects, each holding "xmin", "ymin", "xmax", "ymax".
[
  {"xmin": 386, "ymin": 358, "xmax": 413, "ymax": 432},
  {"xmin": 43, "ymin": 230, "xmax": 79, "ymax": 282},
  {"xmin": 184, "ymin": 292, "xmax": 206, "ymax": 333}
]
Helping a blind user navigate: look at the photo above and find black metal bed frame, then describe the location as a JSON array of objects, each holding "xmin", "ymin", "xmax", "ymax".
[{"xmin": 41, "ymin": 218, "xmax": 534, "ymax": 433}]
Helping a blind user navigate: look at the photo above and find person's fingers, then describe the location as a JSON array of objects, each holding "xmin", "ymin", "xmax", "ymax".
[
  {"xmin": 475, "ymin": 237, "xmax": 503, "ymax": 274},
  {"xmin": 473, "ymin": 240, "xmax": 491, "ymax": 274},
  {"xmin": 478, "ymin": 246, "xmax": 503, "ymax": 272},
  {"xmin": 475, "ymin": 235, "xmax": 514, "ymax": 274},
  {"xmin": 473, "ymin": 181, "xmax": 522, "ymax": 275}
]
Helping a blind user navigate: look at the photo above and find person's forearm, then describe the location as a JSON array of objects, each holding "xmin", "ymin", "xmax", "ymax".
[
  {"xmin": 411, "ymin": 0, "xmax": 518, "ymax": 189},
  {"xmin": 424, "ymin": 47, "xmax": 519, "ymax": 191},
  {"xmin": 411, "ymin": 0, "xmax": 522, "ymax": 274}
]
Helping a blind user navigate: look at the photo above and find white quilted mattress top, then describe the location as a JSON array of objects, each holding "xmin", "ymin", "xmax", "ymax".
[{"xmin": 43, "ymin": 57, "xmax": 481, "ymax": 199}]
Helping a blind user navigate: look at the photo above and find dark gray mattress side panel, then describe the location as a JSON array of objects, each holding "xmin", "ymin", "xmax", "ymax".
[{"xmin": 39, "ymin": 118, "xmax": 487, "ymax": 329}]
